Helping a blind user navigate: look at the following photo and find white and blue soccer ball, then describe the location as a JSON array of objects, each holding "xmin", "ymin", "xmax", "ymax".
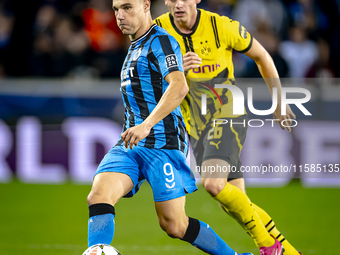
[{"xmin": 82, "ymin": 244, "xmax": 121, "ymax": 255}]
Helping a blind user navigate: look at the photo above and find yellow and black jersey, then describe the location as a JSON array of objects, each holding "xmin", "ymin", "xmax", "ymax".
[{"xmin": 155, "ymin": 9, "xmax": 252, "ymax": 139}]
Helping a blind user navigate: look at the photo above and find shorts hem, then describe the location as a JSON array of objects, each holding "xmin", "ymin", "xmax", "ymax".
[
  {"xmin": 201, "ymin": 155, "xmax": 233, "ymax": 167},
  {"xmin": 153, "ymin": 186, "xmax": 198, "ymax": 202},
  {"xmin": 227, "ymin": 176, "xmax": 244, "ymax": 181},
  {"xmin": 199, "ymin": 156, "xmax": 244, "ymax": 180},
  {"xmin": 154, "ymin": 193, "xmax": 185, "ymax": 202},
  {"xmin": 94, "ymin": 170, "xmax": 137, "ymax": 187}
]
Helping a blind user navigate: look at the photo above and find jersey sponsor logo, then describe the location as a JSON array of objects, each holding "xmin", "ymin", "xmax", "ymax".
[
  {"xmin": 165, "ymin": 54, "xmax": 178, "ymax": 69},
  {"xmin": 193, "ymin": 63, "xmax": 221, "ymax": 74},
  {"xmin": 239, "ymin": 24, "xmax": 248, "ymax": 39},
  {"xmin": 209, "ymin": 141, "xmax": 221, "ymax": 149},
  {"xmin": 121, "ymin": 67, "xmax": 134, "ymax": 86},
  {"xmin": 121, "ymin": 67, "xmax": 134, "ymax": 81}
]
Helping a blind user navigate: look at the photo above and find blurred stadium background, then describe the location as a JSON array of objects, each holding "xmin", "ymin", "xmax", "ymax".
[{"xmin": 0, "ymin": 0, "xmax": 339, "ymax": 254}]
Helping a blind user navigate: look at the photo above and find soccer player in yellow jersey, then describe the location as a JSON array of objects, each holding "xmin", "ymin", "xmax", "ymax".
[{"xmin": 154, "ymin": 1, "xmax": 302, "ymax": 255}]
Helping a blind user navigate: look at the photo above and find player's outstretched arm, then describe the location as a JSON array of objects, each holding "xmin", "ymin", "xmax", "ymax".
[
  {"xmin": 122, "ymin": 71, "xmax": 188, "ymax": 149},
  {"xmin": 244, "ymin": 38, "xmax": 296, "ymax": 131}
]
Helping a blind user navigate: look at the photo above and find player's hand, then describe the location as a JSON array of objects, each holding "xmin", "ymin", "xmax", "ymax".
[
  {"xmin": 183, "ymin": 52, "xmax": 202, "ymax": 76},
  {"xmin": 121, "ymin": 123, "xmax": 151, "ymax": 149},
  {"xmin": 273, "ymin": 104, "xmax": 296, "ymax": 132}
]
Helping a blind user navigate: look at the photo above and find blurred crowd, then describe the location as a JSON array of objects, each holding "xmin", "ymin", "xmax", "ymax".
[{"xmin": 0, "ymin": 0, "xmax": 339, "ymax": 79}]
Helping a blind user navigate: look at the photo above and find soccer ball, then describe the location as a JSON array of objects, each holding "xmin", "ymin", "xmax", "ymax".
[{"xmin": 82, "ymin": 244, "xmax": 121, "ymax": 255}]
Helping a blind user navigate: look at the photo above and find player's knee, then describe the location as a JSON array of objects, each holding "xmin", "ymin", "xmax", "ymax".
[
  {"xmin": 87, "ymin": 190, "xmax": 112, "ymax": 206},
  {"xmin": 202, "ymin": 178, "xmax": 226, "ymax": 197},
  {"xmin": 87, "ymin": 191, "xmax": 100, "ymax": 206},
  {"xmin": 159, "ymin": 217, "xmax": 187, "ymax": 239}
]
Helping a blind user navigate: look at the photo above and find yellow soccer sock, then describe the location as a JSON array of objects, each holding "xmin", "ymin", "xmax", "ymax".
[
  {"xmin": 252, "ymin": 203, "xmax": 300, "ymax": 255},
  {"xmin": 214, "ymin": 183, "xmax": 274, "ymax": 248}
]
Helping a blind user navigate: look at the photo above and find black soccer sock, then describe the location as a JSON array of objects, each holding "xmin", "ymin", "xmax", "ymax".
[
  {"xmin": 181, "ymin": 217, "xmax": 236, "ymax": 254},
  {"xmin": 181, "ymin": 217, "xmax": 200, "ymax": 244}
]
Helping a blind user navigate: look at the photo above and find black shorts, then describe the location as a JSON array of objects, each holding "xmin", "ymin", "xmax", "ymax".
[{"xmin": 190, "ymin": 115, "xmax": 248, "ymax": 181}]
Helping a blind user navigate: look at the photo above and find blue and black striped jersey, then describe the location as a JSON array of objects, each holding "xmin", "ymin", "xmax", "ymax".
[{"xmin": 116, "ymin": 24, "xmax": 188, "ymax": 154}]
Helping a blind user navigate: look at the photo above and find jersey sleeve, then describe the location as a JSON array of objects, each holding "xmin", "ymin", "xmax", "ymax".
[
  {"xmin": 148, "ymin": 35, "xmax": 184, "ymax": 78},
  {"xmin": 222, "ymin": 16, "xmax": 253, "ymax": 53}
]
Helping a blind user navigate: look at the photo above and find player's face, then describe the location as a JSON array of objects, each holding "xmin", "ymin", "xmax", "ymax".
[
  {"xmin": 165, "ymin": 0, "xmax": 200, "ymax": 24},
  {"xmin": 112, "ymin": 0, "xmax": 145, "ymax": 36}
]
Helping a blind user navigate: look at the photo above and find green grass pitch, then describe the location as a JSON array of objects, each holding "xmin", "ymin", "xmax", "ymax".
[{"xmin": 0, "ymin": 180, "xmax": 338, "ymax": 254}]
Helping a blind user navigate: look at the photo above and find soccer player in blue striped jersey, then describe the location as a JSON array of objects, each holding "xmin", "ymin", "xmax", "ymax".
[
  {"xmin": 116, "ymin": 26, "xmax": 188, "ymax": 153},
  {"xmin": 85, "ymin": 0, "xmax": 253, "ymax": 254}
]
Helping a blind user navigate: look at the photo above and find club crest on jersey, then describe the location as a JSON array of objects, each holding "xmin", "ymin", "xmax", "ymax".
[
  {"xmin": 200, "ymin": 41, "xmax": 212, "ymax": 56},
  {"xmin": 165, "ymin": 54, "xmax": 178, "ymax": 69},
  {"xmin": 239, "ymin": 24, "xmax": 248, "ymax": 39},
  {"xmin": 133, "ymin": 48, "xmax": 142, "ymax": 61}
]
